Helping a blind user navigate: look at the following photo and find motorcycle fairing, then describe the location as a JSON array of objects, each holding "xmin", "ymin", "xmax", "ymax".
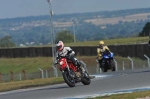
[{"xmin": 59, "ymin": 58, "xmax": 77, "ymax": 72}]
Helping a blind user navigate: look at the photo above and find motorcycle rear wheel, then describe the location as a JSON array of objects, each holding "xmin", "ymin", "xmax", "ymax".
[
  {"xmin": 110, "ymin": 60, "xmax": 116, "ymax": 71},
  {"xmin": 62, "ymin": 70, "xmax": 75, "ymax": 87},
  {"xmin": 81, "ymin": 71, "xmax": 91, "ymax": 85}
]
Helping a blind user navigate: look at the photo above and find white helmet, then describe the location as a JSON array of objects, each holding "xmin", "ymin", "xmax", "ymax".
[{"xmin": 56, "ymin": 41, "xmax": 64, "ymax": 51}]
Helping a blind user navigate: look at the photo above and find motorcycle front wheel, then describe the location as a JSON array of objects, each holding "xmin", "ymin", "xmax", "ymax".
[
  {"xmin": 101, "ymin": 65, "xmax": 108, "ymax": 72},
  {"xmin": 62, "ymin": 70, "xmax": 75, "ymax": 87}
]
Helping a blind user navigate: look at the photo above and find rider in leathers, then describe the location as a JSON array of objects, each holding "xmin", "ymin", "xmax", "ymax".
[
  {"xmin": 55, "ymin": 41, "xmax": 81, "ymax": 67},
  {"xmin": 97, "ymin": 41, "xmax": 110, "ymax": 68}
]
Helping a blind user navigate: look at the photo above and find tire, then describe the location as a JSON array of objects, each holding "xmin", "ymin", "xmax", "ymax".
[
  {"xmin": 101, "ymin": 66, "xmax": 107, "ymax": 72},
  {"xmin": 79, "ymin": 61, "xmax": 91, "ymax": 85},
  {"xmin": 101, "ymin": 60, "xmax": 107, "ymax": 72},
  {"xmin": 81, "ymin": 71, "xmax": 91, "ymax": 85},
  {"xmin": 62, "ymin": 70, "xmax": 75, "ymax": 87},
  {"xmin": 101, "ymin": 62, "xmax": 107, "ymax": 72},
  {"xmin": 110, "ymin": 60, "xmax": 116, "ymax": 71}
]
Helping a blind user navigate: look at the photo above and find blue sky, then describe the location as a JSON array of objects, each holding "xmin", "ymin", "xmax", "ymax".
[{"xmin": 0, "ymin": 0, "xmax": 150, "ymax": 19}]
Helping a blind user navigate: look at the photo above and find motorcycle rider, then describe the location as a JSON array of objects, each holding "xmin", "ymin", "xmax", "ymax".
[
  {"xmin": 55, "ymin": 40, "xmax": 81, "ymax": 68},
  {"xmin": 97, "ymin": 41, "xmax": 111, "ymax": 68}
]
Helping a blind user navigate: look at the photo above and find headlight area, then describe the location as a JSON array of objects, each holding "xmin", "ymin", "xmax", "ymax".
[{"xmin": 59, "ymin": 61, "xmax": 64, "ymax": 65}]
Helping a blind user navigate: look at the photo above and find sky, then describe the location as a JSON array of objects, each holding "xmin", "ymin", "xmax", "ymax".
[{"xmin": 0, "ymin": 0, "xmax": 150, "ymax": 19}]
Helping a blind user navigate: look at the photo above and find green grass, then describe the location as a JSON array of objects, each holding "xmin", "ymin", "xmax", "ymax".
[
  {"xmin": 88, "ymin": 90, "xmax": 150, "ymax": 99},
  {"xmin": 0, "ymin": 57, "xmax": 53, "ymax": 74},
  {"xmin": 0, "ymin": 56, "xmax": 147, "ymax": 75},
  {"xmin": 0, "ymin": 77, "xmax": 64, "ymax": 92},
  {"xmin": 44, "ymin": 36, "xmax": 149, "ymax": 47},
  {"xmin": 15, "ymin": 36, "xmax": 149, "ymax": 48}
]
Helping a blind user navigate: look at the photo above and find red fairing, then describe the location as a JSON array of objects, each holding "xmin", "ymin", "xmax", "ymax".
[
  {"xmin": 59, "ymin": 58, "xmax": 77, "ymax": 72},
  {"xmin": 68, "ymin": 62, "xmax": 77, "ymax": 72},
  {"xmin": 59, "ymin": 58, "xmax": 67, "ymax": 70}
]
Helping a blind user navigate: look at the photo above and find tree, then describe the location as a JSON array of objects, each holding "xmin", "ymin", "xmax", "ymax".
[
  {"xmin": 55, "ymin": 30, "xmax": 74, "ymax": 43},
  {"xmin": 139, "ymin": 22, "xmax": 150, "ymax": 36},
  {"xmin": 0, "ymin": 35, "xmax": 15, "ymax": 47}
]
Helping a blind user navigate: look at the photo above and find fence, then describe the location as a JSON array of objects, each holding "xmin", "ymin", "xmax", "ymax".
[
  {"xmin": 0, "ymin": 44, "xmax": 149, "ymax": 59},
  {"xmin": 0, "ymin": 69, "xmax": 56, "ymax": 82}
]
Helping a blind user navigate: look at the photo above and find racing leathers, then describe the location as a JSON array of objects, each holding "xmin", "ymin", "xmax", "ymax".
[
  {"xmin": 56, "ymin": 47, "xmax": 80, "ymax": 67},
  {"xmin": 97, "ymin": 46, "xmax": 110, "ymax": 68}
]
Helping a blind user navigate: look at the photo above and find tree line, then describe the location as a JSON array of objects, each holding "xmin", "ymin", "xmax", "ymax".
[{"xmin": 0, "ymin": 7, "xmax": 150, "ymax": 46}]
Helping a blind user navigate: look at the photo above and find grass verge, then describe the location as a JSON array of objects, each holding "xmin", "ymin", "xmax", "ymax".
[
  {"xmin": 0, "ymin": 77, "xmax": 64, "ymax": 92},
  {"xmin": 88, "ymin": 90, "xmax": 150, "ymax": 99}
]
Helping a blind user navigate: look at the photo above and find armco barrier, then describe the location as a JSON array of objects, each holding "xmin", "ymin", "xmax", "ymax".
[
  {"xmin": 136, "ymin": 44, "xmax": 145, "ymax": 58},
  {"xmin": 43, "ymin": 47, "xmax": 52, "ymax": 57},
  {"xmin": 126, "ymin": 45, "xmax": 136, "ymax": 57},
  {"xmin": 144, "ymin": 44, "xmax": 150, "ymax": 56},
  {"xmin": 0, "ymin": 44, "xmax": 149, "ymax": 58},
  {"xmin": 28, "ymin": 47, "xmax": 36, "ymax": 57},
  {"xmin": 83, "ymin": 46, "xmax": 92, "ymax": 56},
  {"xmin": 7, "ymin": 49, "xmax": 14, "ymax": 58},
  {"xmin": 36, "ymin": 47, "xmax": 44, "ymax": 57},
  {"xmin": 14, "ymin": 48, "xmax": 21, "ymax": 58},
  {"xmin": 117, "ymin": 45, "xmax": 127, "ymax": 57},
  {"xmin": 109, "ymin": 45, "xmax": 118, "ymax": 55},
  {"xmin": 91, "ymin": 46, "xmax": 98, "ymax": 56},
  {"xmin": 21, "ymin": 48, "xmax": 29, "ymax": 57},
  {"xmin": 0, "ymin": 49, "xmax": 7, "ymax": 57}
]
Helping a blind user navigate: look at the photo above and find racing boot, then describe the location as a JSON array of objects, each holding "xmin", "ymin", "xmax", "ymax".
[
  {"xmin": 74, "ymin": 61, "xmax": 79, "ymax": 67},
  {"xmin": 81, "ymin": 66, "xmax": 85, "ymax": 73},
  {"xmin": 77, "ymin": 61, "xmax": 81, "ymax": 67},
  {"xmin": 77, "ymin": 61, "xmax": 85, "ymax": 73}
]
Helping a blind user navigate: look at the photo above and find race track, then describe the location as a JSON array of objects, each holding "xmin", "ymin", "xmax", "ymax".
[{"xmin": 0, "ymin": 68, "xmax": 150, "ymax": 99}]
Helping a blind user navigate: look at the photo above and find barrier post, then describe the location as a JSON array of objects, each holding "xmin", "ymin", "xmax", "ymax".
[
  {"xmin": 144, "ymin": 54, "xmax": 150, "ymax": 67},
  {"xmin": 128, "ymin": 56, "xmax": 134, "ymax": 69},
  {"xmin": 10, "ymin": 71, "xmax": 14, "ymax": 81},
  {"xmin": 38, "ymin": 67, "xmax": 44, "ymax": 79},
  {"xmin": 22, "ymin": 70, "xmax": 26, "ymax": 80},
  {"xmin": 114, "ymin": 59, "xmax": 118, "ymax": 71}
]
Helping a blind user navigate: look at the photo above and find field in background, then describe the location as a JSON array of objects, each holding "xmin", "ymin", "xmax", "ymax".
[
  {"xmin": 59, "ymin": 36, "xmax": 149, "ymax": 47},
  {"xmin": 52, "ymin": 13, "xmax": 150, "ymax": 27},
  {"xmin": 85, "ymin": 13, "xmax": 150, "ymax": 25}
]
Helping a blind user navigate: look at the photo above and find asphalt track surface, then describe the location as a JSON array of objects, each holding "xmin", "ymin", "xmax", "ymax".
[{"xmin": 1, "ymin": 68, "xmax": 150, "ymax": 99}]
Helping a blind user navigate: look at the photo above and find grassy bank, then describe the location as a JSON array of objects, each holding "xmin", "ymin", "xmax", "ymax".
[
  {"xmin": 41, "ymin": 36, "xmax": 149, "ymax": 47},
  {"xmin": 0, "ymin": 77, "xmax": 64, "ymax": 92},
  {"xmin": 0, "ymin": 57, "xmax": 53, "ymax": 74},
  {"xmin": 0, "ymin": 56, "xmax": 147, "ymax": 74},
  {"xmin": 56, "ymin": 36, "xmax": 149, "ymax": 46},
  {"xmin": 88, "ymin": 90, "xmax": 150, "ymax": 99}
]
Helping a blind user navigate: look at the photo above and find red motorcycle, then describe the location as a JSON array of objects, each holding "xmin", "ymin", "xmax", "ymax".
[{"xmin": 55, "ymin": 57, "xmax": 91, "ymax": 87}]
